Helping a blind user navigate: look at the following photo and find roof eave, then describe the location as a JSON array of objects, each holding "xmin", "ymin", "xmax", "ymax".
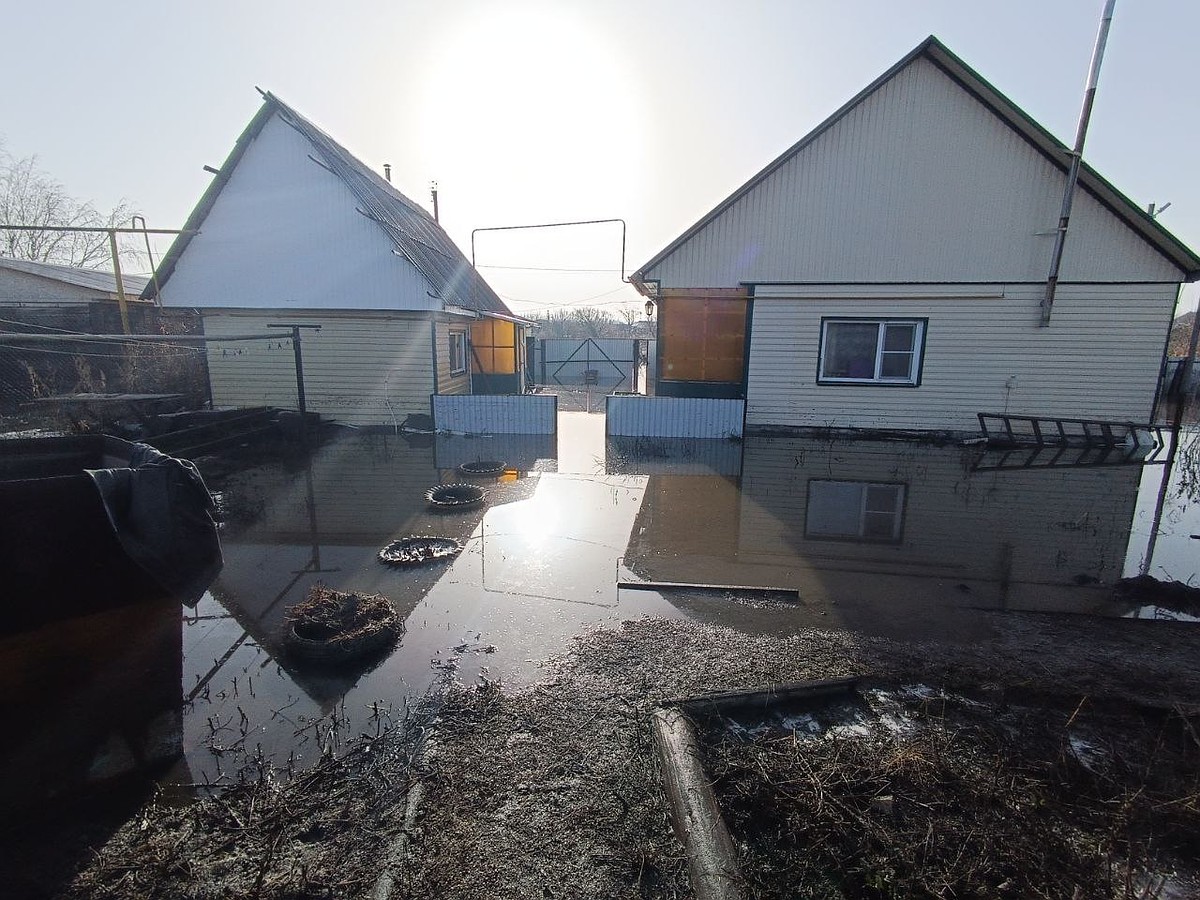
[{"xmin": 142, "ymin": 99, "xmax": 278, "ymax": 301}]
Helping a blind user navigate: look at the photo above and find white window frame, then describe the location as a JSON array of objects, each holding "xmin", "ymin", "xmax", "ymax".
[
  {"xmin": 818, "ymin": 318, "xmax": 925, "ymax": 385},
  {"xmin": 449, "ymin": 331, "xmax": 467, "ymax": 375},
  {"xmin": 805, "ymin": 480, "xmax": 906, "ymax": 543}
]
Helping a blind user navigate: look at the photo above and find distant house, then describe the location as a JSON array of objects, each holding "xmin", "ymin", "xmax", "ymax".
[
  {"xmin": 0, "ymin": 257, "xmax": 149, "ymax": 307},
  {"xmin": 146, "ymin": 92, "xmax": 531, "ymax": 427},
  {"xmin": 631, "ymin": 37, "xmax": 1200, "ymax": 434}
]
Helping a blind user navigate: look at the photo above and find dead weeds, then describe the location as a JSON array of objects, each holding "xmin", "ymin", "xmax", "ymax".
[
  {"xmin": 44, "ymin": 609, "xmax": 1200, "ymax": 899},
  {"xmin": 703, "ymin": 690, "xmax": 1200, "ymax": 898},
  {"xmin": 60, "ymin": 710, "xmax": 429, "ymax": 900}
]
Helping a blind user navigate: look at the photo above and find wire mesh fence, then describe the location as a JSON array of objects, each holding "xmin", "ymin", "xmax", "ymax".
[{"xmin": 0, "ymin": 304, "xmax": 211, "ymax": 436}]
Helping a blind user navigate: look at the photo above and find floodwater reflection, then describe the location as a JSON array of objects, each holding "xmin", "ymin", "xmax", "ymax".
[
  {"xmin": 618, "ymin": 430, "xmax": 1199, "ymax": 634},
  {"xmin": 4, "ymin": 417, "xmax": 1195, "ymax": 815}
]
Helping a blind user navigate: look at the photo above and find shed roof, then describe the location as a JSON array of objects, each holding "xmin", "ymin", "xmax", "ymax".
[
  {"xmin": 145, "ymin": 92, "xmax": 514, "ymax": 317},
  {"xmin": 633, "ymin": 35, "xmax": 1200, "ymax": 287},
  {"xmin": 0, "ymin": 257, "xmax": 150, "ymax": 295}
]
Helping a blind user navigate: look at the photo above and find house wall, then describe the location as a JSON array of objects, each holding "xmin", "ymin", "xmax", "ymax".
[
  {"xmin": 200, "ymin": 309, "xmax": 436, "ymax": 426},
  {"xmin": 745, "ymin": 283, "xmax": 1177, "ymax": 432},
  {"xmin": 162, "ymin": 114, "xmax": 438, "ymax": 312},
  {"xmin": 643, "ymin": 57, "xmax": 1181, "ymax": 287},
  {"xmin": 0, "ymin": 269, "xmax": 109, "ymax": 305},
  {"xmin": 435, "ymin": 318, "xmax": 471, "ymax": 395}
]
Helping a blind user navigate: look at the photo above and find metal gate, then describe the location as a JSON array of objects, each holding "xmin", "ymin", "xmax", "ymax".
[{"xmin": 530, "ymin": 338, "xmax": 648, "ymax": 392}]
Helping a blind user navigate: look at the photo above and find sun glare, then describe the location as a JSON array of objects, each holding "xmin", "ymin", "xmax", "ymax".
[{"xmin": 410, "ymin": 2, "xmax": 648, "ymax": 223}]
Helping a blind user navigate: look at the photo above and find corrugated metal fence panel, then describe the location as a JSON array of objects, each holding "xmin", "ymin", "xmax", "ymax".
[
  {"xmin": 432, "ymin": 394, "xmax": 557, "ymax": 434},
  {"xmin": 605, "ymin": 396, "xmax": 744, "ymax": 438}
]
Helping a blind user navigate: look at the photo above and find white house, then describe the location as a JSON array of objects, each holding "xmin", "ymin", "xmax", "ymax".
[
  {"xmin": 631, "ymin": 36, "xmax": 1200, "ymax": 434},
  {"xmin": 147, "ymin": 92, "xmax": 531, "ymax": 427}
]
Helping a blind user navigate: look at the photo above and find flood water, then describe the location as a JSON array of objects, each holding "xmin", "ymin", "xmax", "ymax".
[{"xmin": 2, "ymin": 413, "xmax": 1197, "ymax": 804}]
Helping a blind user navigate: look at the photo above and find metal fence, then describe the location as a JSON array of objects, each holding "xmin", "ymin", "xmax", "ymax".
[
  {"xmin": 0, "ymin": 305, "xmax": 212, "ymax": 435},
  {"xmin": 530, "ymin": 338, "xmax": 652, "ymax": 392}
]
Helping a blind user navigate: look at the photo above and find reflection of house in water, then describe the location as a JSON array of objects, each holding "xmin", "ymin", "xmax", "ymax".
[
  {"xmin": 205, "ymin": 433, "xmax": 545, "ymax": 708},
  {"xmin": 626, "ymin": 437, "xmax": 1145, "ymax": 622}
]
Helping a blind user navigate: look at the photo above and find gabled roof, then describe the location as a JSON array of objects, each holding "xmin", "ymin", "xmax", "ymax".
[
  {"xmin": 0, "ymin": 257, "xmax": 150, "ymax": 295},
  {"xmin": 634, "ymin": 35, "xmax": 1200, "ymax": 287},
  {"xmin": 145, "ymin": 92, "xmax": 514, "ymax": 316}
]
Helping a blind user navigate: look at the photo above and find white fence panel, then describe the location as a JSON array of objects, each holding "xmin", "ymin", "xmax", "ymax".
[
  {"xmin": 605, "ymin": 396, "xmax": 745, "ymax": 438},
  {"xmin": 432, "ymin": 394, "xmax": 557, "ymax": 434}
]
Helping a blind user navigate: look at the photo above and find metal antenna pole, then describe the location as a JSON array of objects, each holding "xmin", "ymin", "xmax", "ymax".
[{"xmin": 1041, "ymin": 0, "xmax": 1118, "ymax": 326}]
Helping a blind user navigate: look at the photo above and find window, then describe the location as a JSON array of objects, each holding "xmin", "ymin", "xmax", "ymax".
[
  {"xmin": 806, "ymin": 480, "xmax": 905, "ymax": 542},
  {"xmin": 449, "ymin": 331, "xmax": 467, "ymax": 375},
  {"xmin": 659, "ymin": 295, "xmax": 748, "ymax": 384},
  {"xmin": 819, "ymin": 319, "xmax": 924, "ymax": 385},
  {"xmin": 469, "ymin": 317, "xmax": 517, "ymax": 374}
]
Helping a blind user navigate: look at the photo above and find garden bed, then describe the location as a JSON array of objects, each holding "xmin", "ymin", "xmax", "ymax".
[{"xmin": 698, "ymin": 683, "xmax": 1200, "ymax": 898}]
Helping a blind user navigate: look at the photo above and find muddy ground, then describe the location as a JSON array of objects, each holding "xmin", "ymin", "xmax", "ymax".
[{"xmin": 46, "ymin": 606, "xmax": 1200, "ymax": 899}]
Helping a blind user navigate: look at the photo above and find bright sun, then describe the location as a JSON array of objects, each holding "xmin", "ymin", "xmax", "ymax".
[{"xmin": 410, "ymin": 1, "xmax": 649, "ymax": 225}]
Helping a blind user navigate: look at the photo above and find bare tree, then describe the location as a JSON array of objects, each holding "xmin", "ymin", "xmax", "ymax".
[
  {"xmin": 0, "ymin": 141, "xmax": 140, "ymax": 268},
  {"xmin": 569, "ymin": 306, "xmax": 617, "ymax": 338}
]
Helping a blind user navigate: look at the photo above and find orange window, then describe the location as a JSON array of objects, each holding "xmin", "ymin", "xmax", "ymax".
[{"xmin": 660, "ymin": 295, "xmax": 747, "ymax": 383}]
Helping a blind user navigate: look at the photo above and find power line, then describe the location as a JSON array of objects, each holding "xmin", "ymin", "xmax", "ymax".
[
  {"xmin": 502, "ymin": 285, "xmax": 637, "ymax": 312},
  {"xmin": 478, "ymin": 264, "xmax": 623, "ymax": 273},
  {"xmin": 0, "ymin": 343, "xmax": 203, "ymax": 360}
]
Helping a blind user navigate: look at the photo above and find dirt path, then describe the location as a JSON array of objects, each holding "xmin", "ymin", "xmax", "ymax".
[{"xmin": 51, "ymin": 611, "xmax": 1200, "ymax": 899}]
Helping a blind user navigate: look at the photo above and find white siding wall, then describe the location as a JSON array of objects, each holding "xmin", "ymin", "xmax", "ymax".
[
  {"xmin": 746, "ymin": 283, "xmax": 1176, "ymax": 432},
  {"xmin": 646, "ymin": 57, "xmax": 1181, "ymax": 286},
  {"xmin": 164, "ymin": 114, "xmax": 438, "ymax": 312},
  {"xmin": 202, "ymin": 310, "xmax": 436, "ymax": 427},
  {"xmin": 435, "ymin": 319, "xmax": 471, "ymax": 395}
]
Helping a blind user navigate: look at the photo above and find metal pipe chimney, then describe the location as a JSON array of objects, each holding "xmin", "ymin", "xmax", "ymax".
[
  {"xmin": 383, "ymin": 163, "xmax": 392, "ymax": 183},
  {"xmin": 431, "ymin": 181, "xmax": 440, "ymax": 223}
]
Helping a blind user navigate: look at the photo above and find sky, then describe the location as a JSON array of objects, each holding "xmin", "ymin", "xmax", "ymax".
[{"xmin": 3, "ymin": 0, "xmax": 1198, "ymax": 317}]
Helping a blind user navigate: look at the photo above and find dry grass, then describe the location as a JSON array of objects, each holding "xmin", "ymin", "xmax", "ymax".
[
  {"xmin": 62, "ymin": 705, "xmax": 430, "ymax": 900},
  {"xmin": 703, "ymin": 689, "xmax": 1200, "ymax": 898}
]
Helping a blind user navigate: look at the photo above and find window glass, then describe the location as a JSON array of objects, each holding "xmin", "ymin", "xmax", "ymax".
[
  {"xmin": 822, "ymin": 322, "xmax": 879, "ymax": 379},
  {"xmin": 882, "ymin": 324, "xmax": 915, "ymax": 352},
  {"xmin": 449, "ymin": 332, "xmax": 466, "ymax": 374},
  {"xmin": 820, "ymin": 320, "xmax": 922, "ymax": 384},
  {"xmin": 879, "ymin": 352, "xmax": 913, "ymax": 378}
]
